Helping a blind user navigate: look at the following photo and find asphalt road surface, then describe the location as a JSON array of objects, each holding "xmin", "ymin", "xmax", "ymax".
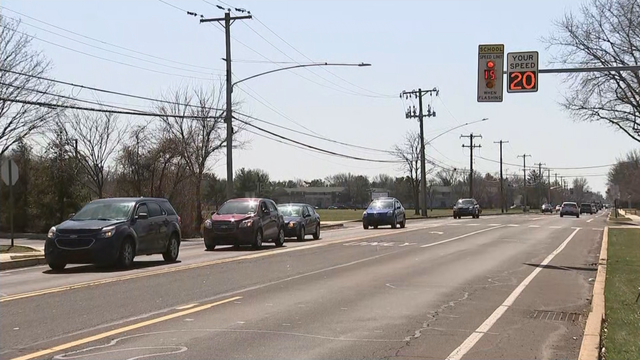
[{"xmin": 0, "ymin": 211, "xmax": 608, "ymax": 360}]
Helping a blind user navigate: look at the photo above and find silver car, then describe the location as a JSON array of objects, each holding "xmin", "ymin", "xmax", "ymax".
[{"xmin": 560, "ymin": 202, "xmax": 580, "ymax": 218}]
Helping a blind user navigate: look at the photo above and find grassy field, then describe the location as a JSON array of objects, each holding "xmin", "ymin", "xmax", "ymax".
[
  {"xmin": 0, "ymin": 245, "xmax": 38, "ymax": 253},
  {"xmin": 315, "ymin": 208, "xmax": 535, "ymax": 222},
  {"xmin": 603, "ymin": 228, "xmax": 640, "ymax": 360}
]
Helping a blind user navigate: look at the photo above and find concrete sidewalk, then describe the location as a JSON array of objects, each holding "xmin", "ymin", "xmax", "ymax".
[
  {"xmin": 0, "ymin": 244, "xmax": 46, "ymax": 271},
  {"xmin": 618, "ymin": 209, "xmax": 640, "ymax": 224}
]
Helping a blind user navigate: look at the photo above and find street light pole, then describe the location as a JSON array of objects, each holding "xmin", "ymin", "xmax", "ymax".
[{"xmin": 220, "ymin": 61, "xmax": 370, "ymax": 199}]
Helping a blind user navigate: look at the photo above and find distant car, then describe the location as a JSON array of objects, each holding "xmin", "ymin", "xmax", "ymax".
[
  {"xmin": 453, "ymin": 198, "xmax": 481, "ymax": 219},
  {"xmin": 580, "ymin": 203, "xmax": 595, "ymax": 214},
  {"xmin": 560, "ymin": 202, "xmax": 580, "ymax": 218},
  {"xmin": 362, "ymin": 197, "xmax": 406, "ymax": 229},
  {"xmin": 555, "ymin": 205, "xmax": 561, "ymax": 213},
  {"xmin": 541, "ymin": 203, "xmax": 554, "ymax": 214},
  {"xmin": 203, "ymin": 198, "xmax": 285, "ymax": 250},
  {"xmin": 45, "ymin": 197, "xmax": 182, "ymax": 271},
  {"xmin": 278, "ymin": 203, "xmax": 321, "ymax": 241}
]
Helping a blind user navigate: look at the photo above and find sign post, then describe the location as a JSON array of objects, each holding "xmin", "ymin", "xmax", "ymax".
[
  {"xmin": 477, "ymin": 44, "xmax": 505, "ymax": 103},
  {"xmin": 507, "ymin": 51, "xmax": 539, "ymax": 93},
  {"xmin": 1, "ymin": 159, "xmax": 19, "ymax": 247}
]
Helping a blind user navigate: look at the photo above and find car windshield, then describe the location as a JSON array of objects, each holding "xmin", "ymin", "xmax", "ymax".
[
  {"xmin": 72, "ymin": 201, "xmax": 135, "ymax": 221},
  {"xmin": 278, "ymin": 205, "xmax": 302, "ymax": 217},
  {"xmin": 563, "ymin": 203, "xmax": 578, "ymax": 208},
  {"xmin": 368, "ymin": 200, "xmax": 394, "ymax": 209},
  {"xmin": 457, "ymin": 199, "xmax": 475, "ymax": 206},
  {"xmin": 217, "ymin": 201, "xmax": 258, "ymax": 215}
]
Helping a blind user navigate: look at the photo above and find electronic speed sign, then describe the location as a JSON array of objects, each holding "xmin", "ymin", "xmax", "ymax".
[
  {"xmin": 507, "ymin": 51, "xmax": 539, "ymax": 93},
  {"xmin": 477, "ymin": 44, "xmax": 505, "ymax": 102}
]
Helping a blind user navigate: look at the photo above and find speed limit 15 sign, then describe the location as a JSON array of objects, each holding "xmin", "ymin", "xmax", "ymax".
[{"xmin": 507, "ymin": 51, "xmax": 539, "ymax": 93}]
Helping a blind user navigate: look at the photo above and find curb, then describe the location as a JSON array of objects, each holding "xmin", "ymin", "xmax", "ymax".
[
  {"xmin": 0, "ymin": 256, "xmax": 47, "ymax": 271},
  {"xmin": 578, "ymin": 225, "xmax": 608, "ymax": 360}
]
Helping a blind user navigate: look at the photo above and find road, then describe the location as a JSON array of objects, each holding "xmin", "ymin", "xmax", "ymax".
[{"xmin": 0, "ymin": 211, "xmax": 608, "ymax": 360}]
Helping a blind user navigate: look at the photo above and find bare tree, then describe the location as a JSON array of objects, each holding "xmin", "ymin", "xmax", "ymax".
[
  {"xmin": 0, "ymin": 15, "xmax": 63, "ymax": 156},
  {"xmin": 572, "ymin": 177, "xmax": 591, "ymax": 202},
  {"xmin": 65, "ymin": 110, "xmax": 124, "ymax": 198},
  {"xmin": 393, "ymin": 131, "xmax": 435, "ymax": 214},
  {"xmin": 156, "ymin": 85, "xmax": 229, "ymax": 233},
  {"xmin": 543, "ymin": 0, "xmax": 640, "ymax": 143}
]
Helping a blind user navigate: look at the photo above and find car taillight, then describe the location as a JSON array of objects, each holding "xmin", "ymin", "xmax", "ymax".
[{"xmin": 178, "ymin": 216, "xmax": 182, "ymax": 225}]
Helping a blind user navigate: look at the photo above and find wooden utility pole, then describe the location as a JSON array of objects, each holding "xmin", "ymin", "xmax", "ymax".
[
  {"xmin": 518, "ymin": 154, "xmax": 531, "ymax": 211},
  {"xmin": 401, "ymin": 88, "xmax": 438, "ymax": 217},
  {"xmin": 494, "ymin": 140, "xmax": 509, "ymax": 213},
  {"xmin": 534, "ymin": 162, "xmax": 546, "ymax": 207},
  {"xmin": 200, "ymin": 11, "xmax": 252, "ymax": 200},
  {"xmin": 461, "ymin": 133, "xmax": 482, "ymax": 198}
]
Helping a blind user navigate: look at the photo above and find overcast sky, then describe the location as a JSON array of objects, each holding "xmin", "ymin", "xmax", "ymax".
[{"xmin": 2, "ymin": 0, "xmax": 637, "ymax": 194}]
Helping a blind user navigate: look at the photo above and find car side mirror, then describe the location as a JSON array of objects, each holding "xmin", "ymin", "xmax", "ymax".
[
  {"xmin": 304, "ymin": 213, "xmax": 311, "ymax": 218},
  {"xmin": 68, "ymin": 213, "xmax": 75, "ymax": 219},
  {"xmin": 210, "ymin": 211, "xmax": 216, "ymax": 217},
  {"xmin": 136, "ymin": 212, "xmax": 149, "ymax": 220},
  {"xmin": 262, "ymin": 208, "xmax": 270, "ymax": 215}
]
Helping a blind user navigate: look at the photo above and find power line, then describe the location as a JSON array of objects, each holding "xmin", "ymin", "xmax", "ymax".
[
  {"xmin": 0, "ymin": 25, "xmax": 221, "ymax": 82},
  {"xmin": 0, "ymin": 95, "xmax": 401, "ymax": 164},
  {"xmin": 0, "ymin": 68, "xmax": 225, "ymax": 111},
  {"xmin": 232, "ymin": 116, "xmax": 400, "ymax": 163},
  {"xmin": 0, "ymin": 15, "xmax": 223, "ymax": 76}
]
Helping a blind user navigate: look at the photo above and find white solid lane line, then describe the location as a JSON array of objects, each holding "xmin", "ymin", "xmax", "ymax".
[{"xmin": 445, "ymin": 228, "xmax": 581, "ymax": 360}]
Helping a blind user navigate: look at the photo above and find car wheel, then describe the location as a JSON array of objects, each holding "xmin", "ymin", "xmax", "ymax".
[
  {"xmin": 297, "ymin": 226, "xmax": 305, "ymax": 242},
  {"xmin": 162, "ymin": 234, "xmax": 180, "ymax": 262},
  {"xmin": 48, "ymin": 261, "xmax": 66, "ymax": 271},
  {"xmin": 253, "ymin": 229, "xmax": 263, "ymax": 250},
  {"xmin": 560, "ymin": 214, "xmax": 563, "ymax": 217},
  {"xmin": 363, "ymin": 223, "xmax": 369, "ymax": 230},
  {"xmin": 313, "ymin": 224, "xmax": 320, "ymax": 240},
  {"xmin": 117, "ymin": 238, "xmax": 135, "ymax": 268},
  {"xmin": 274, "ymin": 228, "xmax": 285, "ymax": 247},
  {"xmin": 400, "ymin": 218, "xmax": 406, "ymax": 228},
  {"xmin": 205, "ymin": 242, "xmax": 216, "ymax": 251},
  {"xmin": 577, "ymin": 215, "xmax": 580, "ymax": 218},
  {"xmin": 374, "ymin": 225, "xmax": 378, "ymax": 229},
  {"xmin": 391, "ymin": 217, "xmax": 397, "ymax": 229}
]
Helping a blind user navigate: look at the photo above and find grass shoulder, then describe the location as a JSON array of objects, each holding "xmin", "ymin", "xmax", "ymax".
[
  {"xmin": 603, "ymin": 228, "xmax": 640, "ymax": 360},
  {"xmin": 0, "ymin": 245, "xmax": 39, "ymax": 253}
]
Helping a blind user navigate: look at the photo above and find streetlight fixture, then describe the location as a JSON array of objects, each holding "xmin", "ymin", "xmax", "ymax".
[{"xmin": 223, "ymin": 62, "xmax": 371, "ymax": 199}]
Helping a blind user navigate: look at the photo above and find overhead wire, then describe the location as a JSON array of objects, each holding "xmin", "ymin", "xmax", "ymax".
[
  {"xmin": 0, "ymin": 6, "xmax": 215, "ymax": 71},
  {"xmin": 0, "ymin": 15, "xmax": 223, "ymax": 76},
  {"xmin": 0, "ymin": 26, "xmax": 221, "ymax": 82}
]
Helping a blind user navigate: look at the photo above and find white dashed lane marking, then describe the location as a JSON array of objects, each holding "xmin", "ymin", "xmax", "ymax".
[{"xmin": 528, "ymin": 225, "xmax": 540, "ymax": 228}]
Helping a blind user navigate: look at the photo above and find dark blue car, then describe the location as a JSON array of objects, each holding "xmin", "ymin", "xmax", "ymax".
[
  {"xmin": 277, "ymin": 203, "xmax": 321, "ymax": 241},
  {"xmin": 362, "ymin": 197, "xmax": 406, "ymax": 229}
]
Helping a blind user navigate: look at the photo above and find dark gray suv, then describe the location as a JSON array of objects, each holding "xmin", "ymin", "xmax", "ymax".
[{"xmin": 45, "ymin": 197, "xmax": 182, "ymax": 270}]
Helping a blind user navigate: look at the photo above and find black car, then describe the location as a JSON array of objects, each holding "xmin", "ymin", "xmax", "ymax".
[
  {"xmin": 362, "ymin": 197, "xmax": 406, "ymax": 229},
  {"xmin": 453, "ymin": 198, "xmax": 481, "ymax": 219},
  {"xmin": 278, "ymin": 203, "xmax": 321, "ymax": 241},
  {"xmin": 45, "ymin": 198, "xmax": 182, "ymax": 270},
  {"xmin": 203, "ymin": 198, "xmax": 285, "ymax": 250}
]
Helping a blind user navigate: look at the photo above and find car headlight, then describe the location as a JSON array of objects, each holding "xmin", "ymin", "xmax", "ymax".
[
  {"xmin": 239, "ymin": 219, "xmax": 253, "ymax": 228},
  {"xmin": 47, "ymin": 226, "xmax": 56, "ymax": 239},
  {"xmin": 204, "ymin": 219, "xmax": 213, "ymax": 229},
  {"xmin": 98, "ymin": 226, "xmax": 116, "ymax": 238},
  {"xmin": 288, "ymin": 222, "xmax": 296, "ymax": 228},
  {"xmin": 387, "ymin": 211, "xmax": 393, "ymax": 216},
  {"xmin": 362, "ymin": 211, "xmax": 367, "ymax": 217}
]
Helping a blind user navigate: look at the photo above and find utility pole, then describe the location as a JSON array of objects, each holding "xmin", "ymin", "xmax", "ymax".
[
  {"xmin": 401, "ymin": 88, "xmax": 439, "ymax": 217},
  {"xmin": 534, "ymin": 162, "xmax": 546, "ymax": 208},
  {"xmin": 547, "ymin": 168, "xmax": 551, "ymax": 204},
  {"xmin": 493, "ymin": 140, "xmax": 509, "ymax": 213},
  {"xmin": 200, "ymin": 11, "xmax": 252, "ymax": 200},
  {"xmin": 461, "ymin": 133, "xmax": 482, "ymax": 198},
  {"xmin": 518, "ymin": 154, "xmax": 531, "ymax": 211}
]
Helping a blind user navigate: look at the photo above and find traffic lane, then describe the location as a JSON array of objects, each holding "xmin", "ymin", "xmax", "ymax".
[
  {"xmin": 0, "ymin": 222, "xmax": 411, "ymax": 296},
  {"xmin": 10, "ymin": 224, "xmax": 587, "ymax": 359},
  {"xmin": 0, "ymin": 213, "xmax": 586, "ymax": 298},
  {"xmin": 388, "ymin": 228, "xmax": 602, "ymax": 359},
  {"xmin": 0, "ymin": 220, "xmax": 488, "ymax": 355},
  {"xmin": 461, "ymin": 226, "xmax": 603, "ymax": 360}
]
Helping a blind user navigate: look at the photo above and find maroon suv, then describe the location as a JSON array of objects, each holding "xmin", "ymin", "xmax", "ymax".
[{"xmin": 203, "ymin": 198, "xmax": 285, "ymax": 250}]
